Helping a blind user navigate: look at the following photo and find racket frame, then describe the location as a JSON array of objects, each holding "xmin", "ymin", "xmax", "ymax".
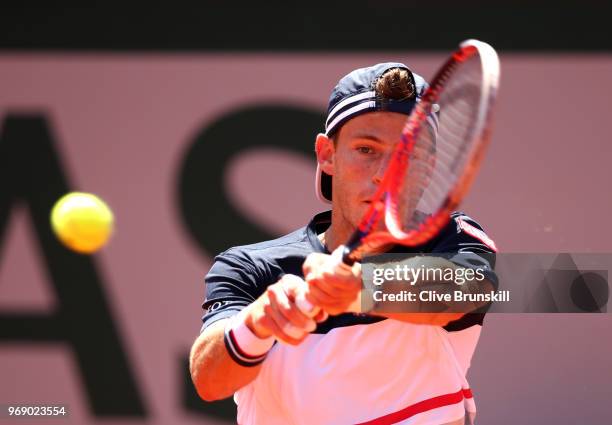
[{"xmin": 340, "ymin": 39, "xmax": 500, "ymax": 265}]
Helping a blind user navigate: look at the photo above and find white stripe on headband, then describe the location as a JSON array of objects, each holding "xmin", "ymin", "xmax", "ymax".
[
  {"xmin": 325, "ymin": 90, "xmax": 376, "ymax": 127},
  {"xmin": 325, "ymin": 100, "xmax": 376, "ymax": 135}
]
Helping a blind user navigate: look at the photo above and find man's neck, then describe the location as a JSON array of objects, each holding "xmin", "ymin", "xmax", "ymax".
[{"xmin": 320, "ymin": 208, "xmax": 354, "ymax": 253}]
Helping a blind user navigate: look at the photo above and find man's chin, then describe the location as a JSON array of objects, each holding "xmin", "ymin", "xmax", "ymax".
[
  {"xmin": 333, "ymin": 200, "xmax": 379, "ymax": 231},
  {"xmin": 350, "ymin": 202, "xmax": 382, "ymax": 229}
]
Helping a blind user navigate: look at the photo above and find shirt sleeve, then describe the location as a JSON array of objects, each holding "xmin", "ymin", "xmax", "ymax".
[
  {"xmin": 431, "ymin": 212, "xmax": 499, "ymax": 331},
  {"xmin": 432, "ymin": 213, "xmax": 497, "ymax": 254},
  {"xmin": 200, "ymin": 249, "xmax": 266, "ymax": 332}
]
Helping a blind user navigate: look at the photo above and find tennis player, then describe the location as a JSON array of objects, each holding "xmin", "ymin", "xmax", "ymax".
[{"xmin": 190, "ymin": 63, "xmax": 498, "ymax": 425}]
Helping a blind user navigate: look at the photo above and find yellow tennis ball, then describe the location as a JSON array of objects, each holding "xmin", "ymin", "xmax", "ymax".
[{"xmin": 50, "ymin": 192, "xmax": 114, "ymax": 254}]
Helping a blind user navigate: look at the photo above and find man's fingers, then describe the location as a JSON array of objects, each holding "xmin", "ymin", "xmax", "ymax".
[
  {"xmin": 305, "ymin": 261, "xmax": 362, "ymax": 293},
  {"xmin": 304, "ymin": 274, "xmax": 336, "ymax": 298},
  {"xmin": 261, "ymin": 299, "xmax": 308, "ymax": 344},
  {"xmin": 307, "ymin": 276, "xmax": 360, "ymax": 304},
  {"xmin": 266, "ymin": 285, "xmax": 316, "ymax": 340},
  {"xmin": 313, "ymin": 309, "xmax": 329, "ymax": 323},
  {"xmin": 304, "ymin": 283, "xmax": 335, "ymax": 309},
  {"xmin": 258, "ymin": 312, "xmax": 304, "ymax": 345},
  {"xmin": 276, "ymin": 276, "xmax": 319, "ymax": 330},
  {"xmin": 305, "ymin": 284, "xmax": 354, "ymax": 314},
  {"xmin": 302, "ymin": 252, "xmax": 330, "ymax": 277}
]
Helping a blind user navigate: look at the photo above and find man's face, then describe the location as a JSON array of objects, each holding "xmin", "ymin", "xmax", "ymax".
[{"xmin": 317, "ymin": 111, "xmax": 413, "ymax": 230}]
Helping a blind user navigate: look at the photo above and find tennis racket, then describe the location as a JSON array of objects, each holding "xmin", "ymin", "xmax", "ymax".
[{"xmin": 296, "ymin": 39, "xmax": 501, "ymax": 317}]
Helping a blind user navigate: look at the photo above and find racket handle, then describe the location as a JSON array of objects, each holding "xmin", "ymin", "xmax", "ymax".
[
  {"xmin": 329, "ymin": 244, "xmax": 351, "ymax": 267},
  {"xmin": 295, "ymin": 246, "xmax": 346, "ymax": 317}
]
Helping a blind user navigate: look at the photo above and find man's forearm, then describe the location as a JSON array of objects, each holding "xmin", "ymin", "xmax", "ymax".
[
  {"xmin": 189, "ymin": 319, "xmax": 262, "ymax": 401},
  {"xmin": 358, "ymin": 256, "xmax": 495, "ymax": 325}
]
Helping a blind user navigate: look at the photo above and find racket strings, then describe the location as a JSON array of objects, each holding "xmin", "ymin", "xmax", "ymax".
[{"xmin": 397, "ymin": 53, "xmax": 485, "ymax": 233}]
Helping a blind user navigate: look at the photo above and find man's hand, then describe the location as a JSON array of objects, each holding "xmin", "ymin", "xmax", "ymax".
[
  {"xmin": 302, "ymin": 251, "xmax": 362, "ymax": 316},
  {"xmin": 244, "ymin": 274, "xmax": 327, "ymax": 345},
  {"xmin": 301, "ymin": 250, "xmax": 467, "ymax": 326}
]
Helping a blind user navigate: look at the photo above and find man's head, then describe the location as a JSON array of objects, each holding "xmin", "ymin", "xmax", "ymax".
[{"xmin": 315, "ymin": 63, "xmax": 433, "ymax": 232}]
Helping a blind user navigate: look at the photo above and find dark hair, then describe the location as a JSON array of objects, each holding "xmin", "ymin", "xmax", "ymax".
[{"xmin": 375, "ymin": 68, "xmax": 416, "ymax": 102}]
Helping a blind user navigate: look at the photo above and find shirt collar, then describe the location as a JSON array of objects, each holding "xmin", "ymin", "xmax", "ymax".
[{"xmin": 306, "ymin": 211, "xmax": 331, "ymax": 254}]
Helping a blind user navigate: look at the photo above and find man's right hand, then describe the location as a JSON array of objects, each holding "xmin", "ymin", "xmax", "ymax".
[{"xmin": 243, "ymin": 274, "xmax": 328, "ymax": 345}]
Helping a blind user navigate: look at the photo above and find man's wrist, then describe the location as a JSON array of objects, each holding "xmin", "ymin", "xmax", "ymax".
[
  {"xmin": 224, "ymin": 309, "xmax": 275, "ymax": 367},
  {"xmin": 242, "ymin": 303, "xmax": 273, "ymax": 339}
]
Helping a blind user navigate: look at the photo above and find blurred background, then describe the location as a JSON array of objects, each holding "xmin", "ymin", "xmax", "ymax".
[{"xmin": 1, "ymin": 2, "xmax": 611, "ymax": 424}]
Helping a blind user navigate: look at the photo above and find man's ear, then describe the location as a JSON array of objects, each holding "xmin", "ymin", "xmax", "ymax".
[{"xmin": 315, "ymin": 133, "xmax": 335, "ymax": 176}]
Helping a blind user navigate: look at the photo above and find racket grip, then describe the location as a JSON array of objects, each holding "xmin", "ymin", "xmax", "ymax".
[
  {"xmin": 341, "ymin": 248, "xmax": 356, "ymax": 266},
  {"xmin": 295, "ymin": 246, "xmax": 347, "ymax": 317},
  {"xmin": 328, "ymin": 244, "xmax": 348, "ymax": 266}
]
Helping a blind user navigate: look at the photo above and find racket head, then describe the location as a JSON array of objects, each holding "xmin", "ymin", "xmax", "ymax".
[{"xmin": 344, "ymin": 39, "xmax": 500, "ymax": 262}]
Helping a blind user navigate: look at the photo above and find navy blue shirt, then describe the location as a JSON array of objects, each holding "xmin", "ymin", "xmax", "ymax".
[{"xmin": 201, "ymin": 210, "xmax": 497, "ymax": 333}]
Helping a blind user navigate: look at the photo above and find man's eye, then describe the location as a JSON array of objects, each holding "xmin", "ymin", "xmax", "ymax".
[{"xmin": 357, "ymin": 146, "xmax": 373, "ymax": 154}]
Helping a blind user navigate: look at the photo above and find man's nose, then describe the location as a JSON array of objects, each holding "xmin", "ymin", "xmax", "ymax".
[{"xmin": 372, "ymin": 153, "xmax": 393, "ymax": 185}]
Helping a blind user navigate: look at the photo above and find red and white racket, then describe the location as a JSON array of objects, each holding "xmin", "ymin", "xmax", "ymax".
[{"xmin": 296, "ymin": 39, "xmax": 501, "ymax": 317}]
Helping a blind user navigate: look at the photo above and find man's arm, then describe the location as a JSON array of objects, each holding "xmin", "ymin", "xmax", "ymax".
[
  {"xmin": 190, "ymin": 275, "xmax": 324, "ymax": 401},
  {"xmin": 302, "ymin": 252, "xmax": 494, "ymax": 326},
  {"xmin": 190, "ymin": 318, "xmax": 261, "ymax": 401},
  {"xmin": 367, "ymin": 255, "xmax": 496, "ymax": 325}
]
